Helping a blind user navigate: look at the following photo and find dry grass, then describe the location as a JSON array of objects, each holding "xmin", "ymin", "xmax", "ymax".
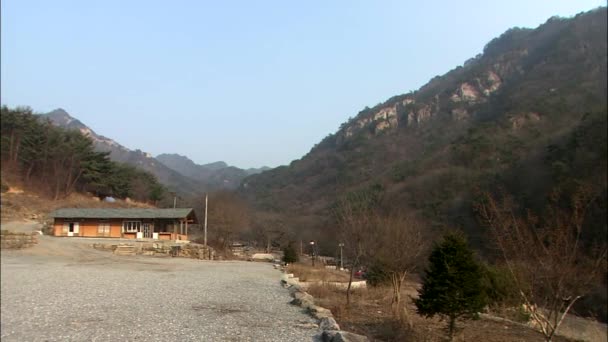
[
  {"xmin": 1, "ymin": 190, "xmax": 152, "ymax": 224},
  {"xmin": 288, "ymin": 263, "xmax": 574, "ymax": 341},
  {"xmin": 313, "ymin": 284, "xmax": 575, "ymax": 341}
]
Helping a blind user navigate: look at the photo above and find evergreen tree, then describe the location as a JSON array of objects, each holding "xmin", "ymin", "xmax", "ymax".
[
  {"xmin": 415, "ymin": 233, "xmax": 486, "ymax": 341},
  {"xmin": 0, "ymin": 106, "xmax": 166, "ymax": 203},
  {"xmin": 282, "ymin": 244, "xmax": 298, "ymax": 264}
]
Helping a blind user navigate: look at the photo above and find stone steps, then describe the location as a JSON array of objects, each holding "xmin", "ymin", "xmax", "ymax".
[{"xmin": 113, "ymin": 245, "xmax": 136, "ymax": 256}]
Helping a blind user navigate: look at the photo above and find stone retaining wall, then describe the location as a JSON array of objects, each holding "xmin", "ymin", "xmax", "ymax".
[
  {"xmin": 92, "ymin": 241, "xmax": 215, "ymax": 260},
  {"xmin": 1, "ymin": 230, "xmax": 39, "ymax": 249},
  {"xmin": 278, "ymin": 267, "xmax": 369, "ymax": 342}
]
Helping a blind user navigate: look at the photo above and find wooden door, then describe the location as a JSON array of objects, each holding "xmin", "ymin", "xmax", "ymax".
[
  {"xmin": 143, "ymin": 223, "xmax": 152, "ymax": 238},
  {"xmin": 65, "ymin": 222, "xmax": 79, "ymax": 237}
]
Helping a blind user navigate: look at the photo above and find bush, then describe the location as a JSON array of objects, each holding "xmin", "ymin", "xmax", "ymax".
[
  {"xmin": 282, "ymin": 244, "xmax": 299, "ymax": 264},
  {"xmin": 365, "ymin": 260, "xmax": 391, "ymax": 286},
  {"xmin": 480, "ymin": 262, "xmax": 519, "ymax": 307}
]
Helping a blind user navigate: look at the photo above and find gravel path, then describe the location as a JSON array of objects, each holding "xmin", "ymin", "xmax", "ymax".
[{"xmin": 1, "ymin": 239, "xmax": 320, "ymax": 342}]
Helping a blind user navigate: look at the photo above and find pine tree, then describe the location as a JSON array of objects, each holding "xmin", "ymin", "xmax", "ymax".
[
  {"xmin": 282, "ymin": 244, "xmax": 298, "ymax": 264},
  {"xmin": 415, "ymin": 233, "xmax": 486, "ymax": 341}
]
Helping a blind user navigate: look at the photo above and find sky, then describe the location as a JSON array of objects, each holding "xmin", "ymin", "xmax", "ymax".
[{"xmin": 1, "ymin": 0, "xmax": 605, "ymax": 168}]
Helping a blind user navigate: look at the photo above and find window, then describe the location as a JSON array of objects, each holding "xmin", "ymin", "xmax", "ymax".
[
  {"xmin": 98, "ymin": 221, "xmax": 110, "ymax": 237},
  {"xmin": 122, "ymin": 221, "xmax": 141, "ymax": 233}
]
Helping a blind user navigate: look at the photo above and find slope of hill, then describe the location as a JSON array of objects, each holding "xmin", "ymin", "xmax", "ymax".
[
  {"xmin": 40, "ymin": 110, "xmax": 269, "ymax": 194},
  {"xmin": 156, "ymin": 153, "xmax": 269, "ymax": 190},
  {"xmin": 241, "ymin": 8, "xmax": 607, "ymax": 245},
  {"xmin": 40, "ymin": 110, "xmax": 226, "ymax": 195}
]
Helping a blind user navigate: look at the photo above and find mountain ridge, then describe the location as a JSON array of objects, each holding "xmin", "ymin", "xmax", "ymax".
[
  {"xmin": 156, "ymin": 153, "xmax": 269, "ymax": 190},
  {"xmin": 39, "ymin": 109, "xmax": 269, "ymax": 194},
  {"xmin": 240, "ymin": 8, "xmax": 607, "ymax": 247}
]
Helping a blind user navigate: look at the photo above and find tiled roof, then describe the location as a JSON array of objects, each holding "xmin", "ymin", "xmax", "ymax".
[{"xmin": 50, "ymin": 208, "xmax": 196, "ymax": 221}]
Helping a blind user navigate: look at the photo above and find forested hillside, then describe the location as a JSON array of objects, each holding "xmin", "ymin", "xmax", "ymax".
[
  {"xmin": 39, "ymin": 108, "xmax": 205, "ymax": 196},
  {"xmin": 241, "ymin": 8, "xmax": 607, "ymax": 251},
  {"xmin": 1, "ymin": 106, "xmax": 166, "ymax": 203}
]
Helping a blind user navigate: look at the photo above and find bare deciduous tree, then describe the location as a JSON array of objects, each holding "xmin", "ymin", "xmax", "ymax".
[
  {"xmin": 207, "ymin": 191, "xmax": 250, "ymax": 250},
  {"xmin": 476, "ymin": 186, "xmax": 607, "ymax": 341},
  {"xmin": 374, "ymin": 213, "xmax": 429, "ymax": 325},
  {"xmin": 334, "ymin": 192, "xmax": 378, "ymax": 306},
  {"xmin": 250, "ymin": 211, "xmax": 287, "ymax": 252}
]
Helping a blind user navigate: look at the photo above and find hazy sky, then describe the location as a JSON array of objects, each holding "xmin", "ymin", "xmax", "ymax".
[{"xmin": 2, "ymin": 1, "xmax": 605, "ymax": 168}]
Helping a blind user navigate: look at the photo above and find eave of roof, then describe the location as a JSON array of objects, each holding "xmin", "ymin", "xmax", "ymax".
[{"xmin": 50, "ymin": 208, "xmax": 197, "ymax": 221}]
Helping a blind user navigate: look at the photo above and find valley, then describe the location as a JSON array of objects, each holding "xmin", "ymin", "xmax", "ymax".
[{"xmin": 1, "ymin": 5, "xmax": 606, "ymax": 342}]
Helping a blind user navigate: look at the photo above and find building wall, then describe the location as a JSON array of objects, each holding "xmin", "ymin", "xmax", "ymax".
[
  {"xmin": 80, "ymin": 220, "xmax": 97, "ymax": 237},
  {"xmin": 53, "ymin": 219, "xmax": 62, "ymax": 236},
  {"xmin": 110, "ymin": 221, "xmax": 122, "ymax": 237},
  {"xmin": 52, "ymin": 218, "xmax": 189, "ymax": 240},
  {"xmin": 54, "ymin": 218, "xmax": 123, "ymax": 238}
]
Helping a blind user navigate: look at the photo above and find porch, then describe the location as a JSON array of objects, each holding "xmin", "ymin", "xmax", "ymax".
[{"xmin": 120, "ymin": 218, "xmax": 192, "ymax": 241}]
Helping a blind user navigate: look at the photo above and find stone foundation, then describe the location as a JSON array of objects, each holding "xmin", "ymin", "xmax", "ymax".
[
  {"xmin": 91, "ymin": 241, "xmax": 215, "ymax": 260},
  {"xmin": 1, "ymin": 230, "xmax": 39, "ymax": 249}
]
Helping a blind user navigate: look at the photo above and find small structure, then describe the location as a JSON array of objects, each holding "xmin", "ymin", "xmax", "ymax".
[{"xmin": 50, "ymin": 208, "xmax": 197, "ymax": 241}]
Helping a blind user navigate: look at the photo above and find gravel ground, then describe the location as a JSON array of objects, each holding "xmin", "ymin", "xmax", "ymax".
[{"xmin": 1, "ymin": 237, "xmax": 320, "ymax": 342}]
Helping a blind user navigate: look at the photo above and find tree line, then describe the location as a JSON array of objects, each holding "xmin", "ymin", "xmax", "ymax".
[{"xmin": 1, "ymin": 106, "xmax": 166, "ymax": 202}]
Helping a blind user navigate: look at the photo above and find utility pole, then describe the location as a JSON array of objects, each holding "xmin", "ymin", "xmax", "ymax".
[
  {"xmin": 204, "ymin": 194, "xmax": 208, "ymax": 247},
  {"xmin": 339, "ymin": 242, "xmax": 344, "ymax": 270},
  {"xmin": 171, "ymin": 192, "xmax": 177, "ymax": 208}
]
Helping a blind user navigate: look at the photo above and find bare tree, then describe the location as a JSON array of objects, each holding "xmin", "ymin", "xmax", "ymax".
[
  {"xmin": 476, "ymin": 186, "xmax": 607, "ymax": 341},
  {"xmin": 207, "ymin": 191, "xmax": 250, "ymax": 250},
  {"xmin": 374, "ymin": 213, "xmax": 429, "ymax": 324},
  {"xmin": 334, "ymin": 192, "xmax": 378, "ymax": 306},
  {"xmin": 250, "ymin": 211, "xmax": 287, "ymax": 252}
]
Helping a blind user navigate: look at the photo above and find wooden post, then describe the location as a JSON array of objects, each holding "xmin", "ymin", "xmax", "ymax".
[{"xmin": 185, "ymin": 218, "xmax": 188, "ymax": 237}]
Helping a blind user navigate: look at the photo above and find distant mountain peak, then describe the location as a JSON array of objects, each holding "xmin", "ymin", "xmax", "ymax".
[
  {"xmin": 49, "ymin": 107, "xmax": 69, "ymax": 115},
  {"xmin": 44, "ymin": 108, "xmax": 83, "ymax": 127},
  {"xmin": 200, "ymin": 161, "xmax": 228, "ymax": 170},
  {"xmin": 156, "ymin": 154, "xmax": 269, "ymax": 187},
  {"xmin": 40, "ymin": 109, "xmax": 128, "ymax": 151}
]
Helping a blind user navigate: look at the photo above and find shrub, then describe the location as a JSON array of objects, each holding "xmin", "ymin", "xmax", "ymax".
[
  {"xmin": 365, "ymin": 260, "xmax": 391, "ymax": 287},
  {"xmin": 480, "ymin": 262, "xmax": 519, "ymax": 307},
  {"xmin": 282, "ymin": 244, "xmax": 299, "ymax": 264}
]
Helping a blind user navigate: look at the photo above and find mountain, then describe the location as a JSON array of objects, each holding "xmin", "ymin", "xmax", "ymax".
[
  {"xmin": 241, "ymin": 8, "xmax": 607, "ymax": 246},
  {"xmin": 42, "ymin": 109, "xmax": 128, "ymax": 156},
  {"xmin": 39, "ymin": 109, "xmax": 208, "ymax": 195},
  {"xmin": 156, "ymin": 153, "xmax": 269, "ymax": 190},
  {"xmin": 39, "ymin": 109, "xmax": 270, "ymax": 194}
]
